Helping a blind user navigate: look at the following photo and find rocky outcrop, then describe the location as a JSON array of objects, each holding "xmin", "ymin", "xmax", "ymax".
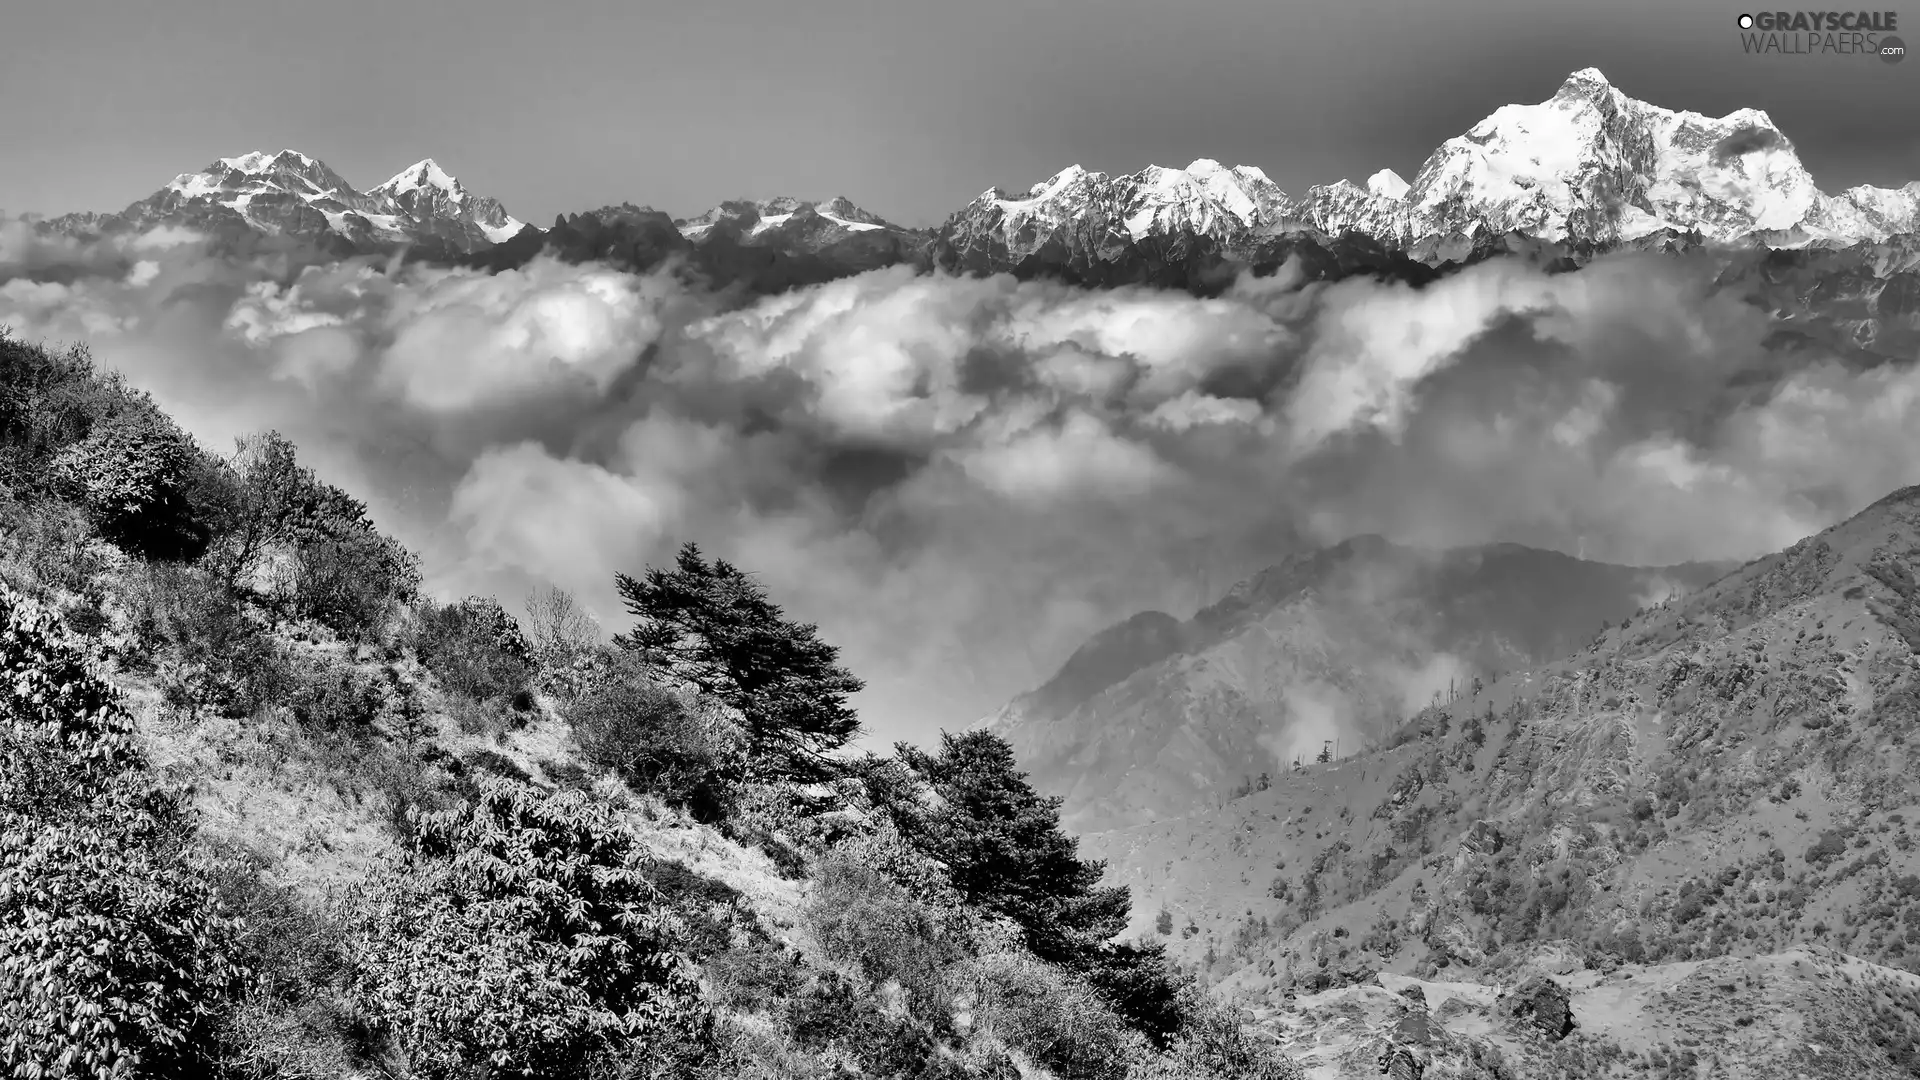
[{"xmin": 1501, "ymin": 976, "xmax": 1574, "ymax": 1040}]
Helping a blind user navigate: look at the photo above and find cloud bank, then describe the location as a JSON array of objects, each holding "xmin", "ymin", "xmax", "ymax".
[{"xmin": 4, "ymin": 225, "xmax": 1916, "ymax": 744}]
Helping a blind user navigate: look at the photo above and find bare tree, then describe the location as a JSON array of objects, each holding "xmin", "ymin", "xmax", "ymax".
[{"xmin": 523, "ymin": 583, "xmax": 601, "ymax": 665}]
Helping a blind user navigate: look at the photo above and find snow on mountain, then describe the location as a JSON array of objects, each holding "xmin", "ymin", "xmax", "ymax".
[
  {"xmin": 33, "ymin": 67, "xmax": 1920, "ymax": 283},
  {"xmin": 365, "ymin": 158, "xmax": 524, "ymax": 245},
  {"xmin": 134, "ymin": 150, "xmax": 524, "ymax": 253},
  {"xmin": 940, "ymin": 67, "xmax": 1920, "ymax": 265},
  {"xmin": 673, "ymin": 195, "xmax": 905, "ymax": 246}
]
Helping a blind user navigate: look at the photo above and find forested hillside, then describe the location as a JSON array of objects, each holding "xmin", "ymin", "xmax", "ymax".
[{"xmin": 0, "ymin": 330, "xmax": 1297, "ymax": 1080}]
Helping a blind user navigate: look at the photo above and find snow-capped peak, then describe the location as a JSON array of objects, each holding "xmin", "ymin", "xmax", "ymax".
[
  {"xmin": 674, "ymin": 195, "xmax": 902, "ymax": 241},
  {"xmin": 373, "ymin": 158, "xmax": 462, "ymax": 199},
  {"xmin": 141, "ymin": 149, "xmax": 524, "ymax": 252},
  {"xmin": 218, "ymin": 149, "xmax": 316, "ymax": 174},
  {"xmin": 940, "ymin": 68, "xmax": 1919, "ymax": 267},
  {"xmin": 1366, "ymin": 169, "xmax": 1410, "ymax": 200}
]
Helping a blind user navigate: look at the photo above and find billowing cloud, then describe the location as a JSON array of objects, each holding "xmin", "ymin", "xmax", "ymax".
[{"xmin": 5, "ymin": 223, "xmax": 1918, "ymax": 746}]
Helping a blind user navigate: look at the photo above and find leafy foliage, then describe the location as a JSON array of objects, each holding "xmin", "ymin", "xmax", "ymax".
[
  {"xmin": 614, "ymin": 543, "xmax": 862, "ymax": 783},
  {"xmin": 51, "ymin": 407, "xmax": 213, "ymax": 561},
  {"xmin": 0, "ymin": 585, "xmax": 245, "ymax": 1078},
  {"xmin": 1128, "ymin": 985, "xmax": 1302, "ymax": 1080},
  {"xmin": 804, "ymin": 847, "xmax": 968, "ymax": 1028},
  {"xmin": 344, "ymin": 776, "xmax": 715, "ymax": 1079},
  {"xmin": 200, "ymin": 431, "xmax": 421, "ymax": 639},
  {"xmin": 409, "ymin": 595, "xmax": 533, "ymax": 701},
  {"xmin": 963, "ymin": 953, "xmax": 1144, "ymax": 1080},
  {"xmin": 566, "ymin": 653, "xmax": 747, "ymax": 820}
]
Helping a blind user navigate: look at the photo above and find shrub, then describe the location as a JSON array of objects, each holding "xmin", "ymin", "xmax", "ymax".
[
  {"xmin": 203, "ymin": 854, "xmax": 372, "ymax": 1076},
  {"xmin": 704, "ymin": 943, "xmax": 805, "ymax": 1013},
  {"xmin": 410, "ymin": 595, "xmax": 533, "ymax": 701},
  {"xmin": 1130, "ymin": 985, "xmax": 1300, "ymax": 1080},
  {"xmin": 118, "ymin": 562, "xmax": 293, "ymax": 716},
  {"xmin": 524, "ymin": 584, "xmax": 601, "ymax": 680},
  {"xmin": 198, "ymin": 431, "xmax": 420, "ymax": 640},
  {"xmin": 344, "ymin": 777, "xmax": 714, "ymax": 1080},
  {"xmin": 0, "ymin": 497, "xmax": 107, "ymax": 598},
  {"xmin": 785, "ymin": 970, "xmax": 945, "ymax": 1077},
  {"xmin": 286, "ymin": 532, "xmax": 419, "ymax": 641},
  {"xmin": 1806, "ymin": 830, "xmax": 1851, "ymax": 866},
  {"xmin": 0, "ymin": 336, "xmax": 99, "ymax": 489},
  {"xmin": 566, "ymin": 655, "xmax": 746, "ymax": 820},
  {"xmin": 962, "ymin": 953, "xmax": 1144, "ymax": 1080},
  {"xmin": 461, "ymin": 748, "xmax": 534, "ymax": 784},
  {"xmin": 0, "ymin": 584, "xmax": 246, "ymax": 1077},
  {"xmin": 51, "ymin": 407, "xmax": 212, "ymax": 561},
  {"xmin": 286, "ymin": 655, "xmax": 386, "ymax": 733},
  {"xmin": 805, "ymin": 847, "xmax": 965, "ymax": 1027}
]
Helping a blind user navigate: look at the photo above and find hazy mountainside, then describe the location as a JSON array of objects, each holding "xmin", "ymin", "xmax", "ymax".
[
  {"xmin": 1052, "ymin": 485, "xmax": 1920, "ymax": 1074},
  {"xmin": 981, "ymin": 537, "xmax": 1729, "ymax": 834},
  {"xmin": 468, "ymin": 196, "xmax": 925, "ymax": 294}
]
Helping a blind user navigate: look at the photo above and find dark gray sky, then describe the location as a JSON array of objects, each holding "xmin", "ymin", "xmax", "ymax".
[{"xmin": 3, "ymin": 0, "xmax": 1915, "ymax": 226}]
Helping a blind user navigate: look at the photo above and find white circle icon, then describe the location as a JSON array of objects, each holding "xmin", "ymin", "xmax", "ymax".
[{"xmin": 1738, "ymin": 13, "xmax": 1754, "ymax": 28}]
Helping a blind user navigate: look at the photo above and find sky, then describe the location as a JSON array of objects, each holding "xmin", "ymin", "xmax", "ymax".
[{"xmin": 2, "ymin": 0, "xmax": 1916, "ymax": 227}]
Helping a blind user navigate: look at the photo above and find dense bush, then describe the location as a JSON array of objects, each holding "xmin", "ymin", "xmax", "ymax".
[
  {"xmin": 286, "ymin": 654, "xmax": 387, "ymax": 733},
  {"xmin": 1129, "ymin": 986, "xmax": 1301, "ymax": 1080},
  {"xmin": 199, "ymin": 431, "xmax": 420, "ymax": 640},
  {"xmin": 704, "ymin": 942, "xmax": 805, "ymax": 1013},
  {"xmin": 51, "ymin": 408, "xmax": 213, "ymax": 561},
  {"xmin": 786, "ymin": 971, "xmax": 945, "ymax": 1077},
  {"xmin": 0, "ymin": 337, "xmax": 181, "ymax": 500},
  {"xmin": 344, "ymin": 776, "xmax": 715, "ymax": 1079},
  {"xmin": 409, "ymin": 595, "xmax": 533, "ymax": 700},
  {"xmin": 0, "ymin": 497, "xmax": 108, "ymax": 600},
  {"xmin": 566, "ymin": 654, "xmax": 746, "ymax": 820},
  {"xmin": 962, "ymin": 953, "xmax": 1143, "ymax": 1080},
  {"xmin": 0, "ymin": 585, "xmax": 246, "ymax": 1077},
  {"xmin": 805, "ymin": 847, "xmax": 967, "ymax": 1027}
]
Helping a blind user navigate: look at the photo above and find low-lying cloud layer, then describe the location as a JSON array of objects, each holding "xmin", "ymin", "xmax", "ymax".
[{"xmin": 4, "ymin": 222, "xmax": 1915, "ymax": 744}]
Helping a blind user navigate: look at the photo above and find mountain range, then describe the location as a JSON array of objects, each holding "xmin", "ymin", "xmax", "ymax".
[
  {"xmin": 23, "ymin": 68, "xmax": 1920, "ymax": 360},
  {"xmin": 24, "ymin": 69, "xmax": 1920, "ymax": 280}
]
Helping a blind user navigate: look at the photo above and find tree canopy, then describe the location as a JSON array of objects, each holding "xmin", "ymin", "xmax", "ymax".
[
  {"xmin": 613, "ymin": 543, "xmax": 862, "ymax": 783},
  {"xmin": 881, "ymin": 729, "xmax": 1186, "ymax": 1045}
]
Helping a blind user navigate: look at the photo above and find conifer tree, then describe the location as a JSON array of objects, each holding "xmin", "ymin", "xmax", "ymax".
[
  {"xmin": 884, "ymin": 729, "xmax": 1186, "ymax": 1044},
  {"xmin": 614, "ymin": 543, "xmax": 863, "ymax": 783}
]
